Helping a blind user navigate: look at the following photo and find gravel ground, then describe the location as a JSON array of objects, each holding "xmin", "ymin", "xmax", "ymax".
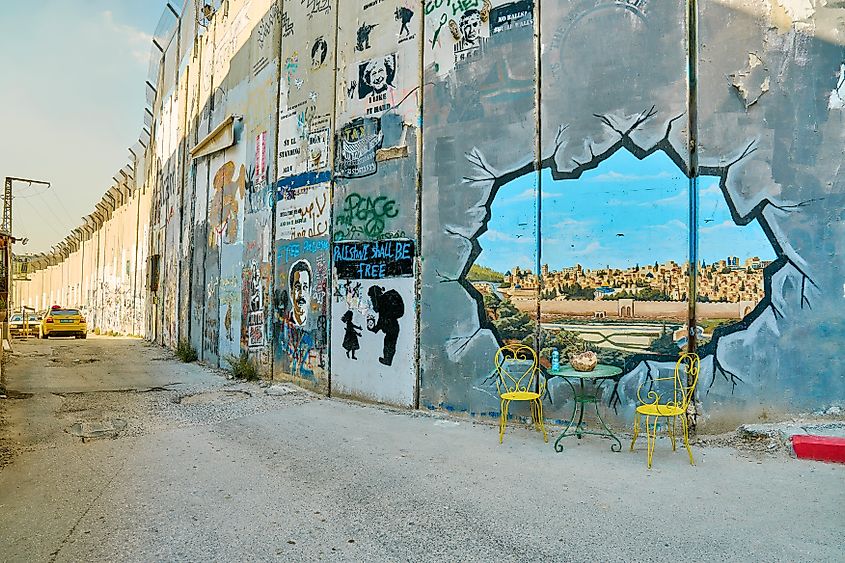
[{"xmin": 0, "ymin": 337, "xmax": 842, "ymax": 562}]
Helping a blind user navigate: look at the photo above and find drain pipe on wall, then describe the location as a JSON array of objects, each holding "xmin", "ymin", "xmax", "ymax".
[
  {"xmin": 686, "ymin": 0, "xmax": 701, "ymax": 430},
  {"xmin": 533, "ymin": 0, "xmax": 543, "ymax": 393}
]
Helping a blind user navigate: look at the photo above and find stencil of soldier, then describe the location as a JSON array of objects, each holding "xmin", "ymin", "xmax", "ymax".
[
  {"xmin": 356, "ymin": 22, "xmax": 377, "ymax": 51},
  {"xmin": 367, "ymin": 286, "xmax": 404, "ymax": 366}
]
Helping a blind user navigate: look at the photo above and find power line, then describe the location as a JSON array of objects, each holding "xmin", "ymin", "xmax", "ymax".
[
  {"xmin": 17, "ymin": 196, "xmax": 70, "ymax": 240},
  {"xmin": 31, "ymin": 188, "xmax": 76, "ymax": 233}
]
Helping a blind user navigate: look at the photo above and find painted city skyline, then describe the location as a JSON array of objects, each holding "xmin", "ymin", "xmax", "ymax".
[{"xmin": 476, "ymin": 149, "xmax": 777, "ymax": 274}]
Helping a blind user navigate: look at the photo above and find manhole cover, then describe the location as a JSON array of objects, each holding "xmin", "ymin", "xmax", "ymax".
[
  {"xmin": 178, "ymin": 390, "xmax": 251, "ymax": 405},
  {"xmin": 67, "ymin": 419, "xmax": 128, "ymax": 440}
]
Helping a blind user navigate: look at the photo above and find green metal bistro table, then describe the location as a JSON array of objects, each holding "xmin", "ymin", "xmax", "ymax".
[{"xmin": 548, "ymin": 364, "xmax": 623, "ymax": 453}]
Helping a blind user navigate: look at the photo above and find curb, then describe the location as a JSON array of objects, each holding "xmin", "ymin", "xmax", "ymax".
[{"xmin": 791, "ymin": 435, "xmax": 845, "ymax": 464}]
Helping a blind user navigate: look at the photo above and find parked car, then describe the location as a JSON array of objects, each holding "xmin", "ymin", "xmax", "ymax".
[
  {"xmin": 9, "ymin": 313, "xmax": 40, "ymax": 337},
  {"xmin": 40, "ymin": 306, "xmax": 87, "ymax": 339}
]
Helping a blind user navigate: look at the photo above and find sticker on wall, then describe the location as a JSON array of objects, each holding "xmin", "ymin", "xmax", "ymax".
[
  {"xmin": 489, "ymin": 0, "xmax": 534, "ymax": 36},
  {"xmin": 335, "ymin": 117, "xmax": 383, "ymax": 178}
]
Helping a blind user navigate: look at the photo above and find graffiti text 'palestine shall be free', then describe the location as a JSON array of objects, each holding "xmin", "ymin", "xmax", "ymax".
[{"xmin": 334, "ymin": 239, "xmax": 415, "ymax": 279}]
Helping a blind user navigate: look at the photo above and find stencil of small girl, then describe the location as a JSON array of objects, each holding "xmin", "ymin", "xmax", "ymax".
[{"xmin": 341, "ymin": 310, "xmax": 362, "ymax": 360}]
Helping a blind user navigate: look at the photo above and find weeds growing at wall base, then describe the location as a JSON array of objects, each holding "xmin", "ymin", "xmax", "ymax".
[
  {"xmin": 175, "ymin": 339, "xmax": 198, "ymax": 363},
  {"xmin": 226, "ymin": 352, "xmax": 260, "ymax": 381}
]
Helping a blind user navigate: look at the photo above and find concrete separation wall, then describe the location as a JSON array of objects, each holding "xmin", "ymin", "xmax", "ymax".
[{"xmin": 12, "ymin": 0, "xmax": 845, "ymax": 427}]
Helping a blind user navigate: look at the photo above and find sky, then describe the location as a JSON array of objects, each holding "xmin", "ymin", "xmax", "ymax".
[
  {"xmin": 478, "ymin": 149, "xmax": 777, "ymax": 274},
  {"xmin": 0, "ymin": 1, "xmax": 168, "ymax": 253}
]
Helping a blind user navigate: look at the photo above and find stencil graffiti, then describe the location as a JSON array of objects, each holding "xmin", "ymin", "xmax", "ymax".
[
  {"xmin": 356, "ymin": 22, "xmax": 378, "ymax": 51},
  {"xmin": 311, "ymin": 36, "xmax": 328, "ymax": 69},
  {"xmin": 366, "ymin": 285, "xmax": 405, "ymax": 366},
  {"xmin": 454, "ymin": 8, "xmax": 488, "ymax": 63},
  {"xmin": 246, "ymin": 261, "xmax": 265, "ymax": 348},
  {"xmin": 489, "ymin": 0, "xmax": 534, "ymax": 35},
  {"xmin": 335, "ymin": 117, "xmax": 383, "ymax": 178},
  {"xmin": 333, "ymin": 239, "xmax": 415, "ymax": 279},
  {"xmin": 334, "ymin": 193, "xmax": 400, "ymax": 240},
  {"xmin": 395, "ymin": 7, "xmax": 415, "ymax": 39},
  {"xmin": 341, "ymin": 310, "xmax": 362, "ymax": 359},
  {"xmin": 358, "ymin": 55, "xmax": 397, "ymax": 99}
]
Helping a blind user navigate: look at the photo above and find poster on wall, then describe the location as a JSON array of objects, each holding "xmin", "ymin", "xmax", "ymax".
[
  {"xmin": 335, "ymin": 117, "xmax": 383, "ymax": 178},
  {"xmin": 275, "ymin": 172, "xmax": 331, "ymax": 240}
]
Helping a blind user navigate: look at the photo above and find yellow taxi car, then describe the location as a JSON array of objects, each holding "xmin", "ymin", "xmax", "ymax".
[{"xmin": 40, "ymin": 306, "xmax": 88, "ymax": 339}]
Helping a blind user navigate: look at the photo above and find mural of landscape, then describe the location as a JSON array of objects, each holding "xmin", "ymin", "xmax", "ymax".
[{"xmin": 470, "ymin": 148, "xmax": 777, "ymax": 375}]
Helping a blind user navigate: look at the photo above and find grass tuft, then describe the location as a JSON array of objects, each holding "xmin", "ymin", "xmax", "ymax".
[
  {"xmin": 225, "ymin": 351, "xmax": 260, "ymax": 381},
  {"xmin": 175, "ymin": 339, "xmax": 198, "ymax": 363}
]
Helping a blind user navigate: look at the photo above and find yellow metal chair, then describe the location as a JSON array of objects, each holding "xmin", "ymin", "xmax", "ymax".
[
  {"xmin": 630, "ymin": 352, "xmax": 700, "ymax": 468},
  {"xmin": 495, "ymin": 343, "xmax": 548, "ymax": 443}
]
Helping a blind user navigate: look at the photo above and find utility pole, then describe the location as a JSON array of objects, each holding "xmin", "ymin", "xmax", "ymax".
[
  {"xmin": 3, "ymin": 177, "xmax": 51, "ymax": 235},
  {"xmin": 2, "ymin": 176, "xmax": 50, "ymax": 343}
]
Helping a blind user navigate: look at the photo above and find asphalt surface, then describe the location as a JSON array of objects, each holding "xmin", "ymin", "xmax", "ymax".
[{"xmin": 0, "ymin": 337, "xmax": 842, "ymax": 562}]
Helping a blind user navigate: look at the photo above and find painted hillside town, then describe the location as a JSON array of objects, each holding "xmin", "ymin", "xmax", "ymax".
[{"xmin": 1, "ymin": 1, "xmax": 843, "ymax": 559}]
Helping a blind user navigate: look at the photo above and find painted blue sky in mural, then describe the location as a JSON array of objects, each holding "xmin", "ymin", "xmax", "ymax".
[{"xmin": 478, "ymin": 149, "xmax": 777, "ymax": 273}]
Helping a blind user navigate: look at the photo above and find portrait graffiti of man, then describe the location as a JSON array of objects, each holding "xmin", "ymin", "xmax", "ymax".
[
  {"xmin": 453, "ymin": 9, "xmax": 488, "ymax": 63},
  {"xmin": 460, "ymin": 9, "xmax": 481, "ymax": 45},
  {"xmin": 367, "ymin": 285, "xmax": 404, "ymax": 366},
  {"xmin": 358, "ymin": 55, "xmax": 397, "ymax": 99},
  {"xmin": 289, "ymin": 259, "xmax": 312, "ymax": 327}
]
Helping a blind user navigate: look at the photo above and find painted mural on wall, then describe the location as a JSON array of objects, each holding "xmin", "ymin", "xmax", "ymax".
[
  {"xmin": 331, "ymin": 238, "xmax": 415, "ymax": 404},
  {"xmin": 420, "ymin": 0, "xmax": 845, "ymax": 420},
  {"xmin": 27, "ymin": 0, "xmax": 844, "ymax": 424},
  {"xmin": 274, "ymin": 237, "xmax": 329, "ymax": 389}
]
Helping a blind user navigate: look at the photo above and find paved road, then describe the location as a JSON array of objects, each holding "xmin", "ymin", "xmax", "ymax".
[{"xmin": 0, "ymin": 337, "xmax": 842, "ymax": 562}]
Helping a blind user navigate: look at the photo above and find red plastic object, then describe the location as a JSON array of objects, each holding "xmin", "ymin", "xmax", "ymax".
[{"xmin": 791, "ymin": 435, "xmax": 845, "ymax": 464}]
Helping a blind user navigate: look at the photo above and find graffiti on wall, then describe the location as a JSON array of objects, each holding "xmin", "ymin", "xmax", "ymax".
[
  {"xmin": 331, "ymin": 236, "xmax": 416, "ymax": 403},
  {"xmin": 333, "ymin": 239, "xmax": 414, "ymax": 365},
  {"xmin": 334, "ymin": 193, "xmax": 402, "ymax": 241},
  {"xmin": 274, "ymin": 238, "xmax": 329, "ymax": 384},
  {"xmin": 209, "ymin": 161, "xmax": 245, "ymax": 246},
  {"xmin": 276, "ymin": 172, "xmax": 331, "ymax": 240},
  {"xmin": 335, "ymin": 118, "xmax": 384, "ymax": 178}
]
